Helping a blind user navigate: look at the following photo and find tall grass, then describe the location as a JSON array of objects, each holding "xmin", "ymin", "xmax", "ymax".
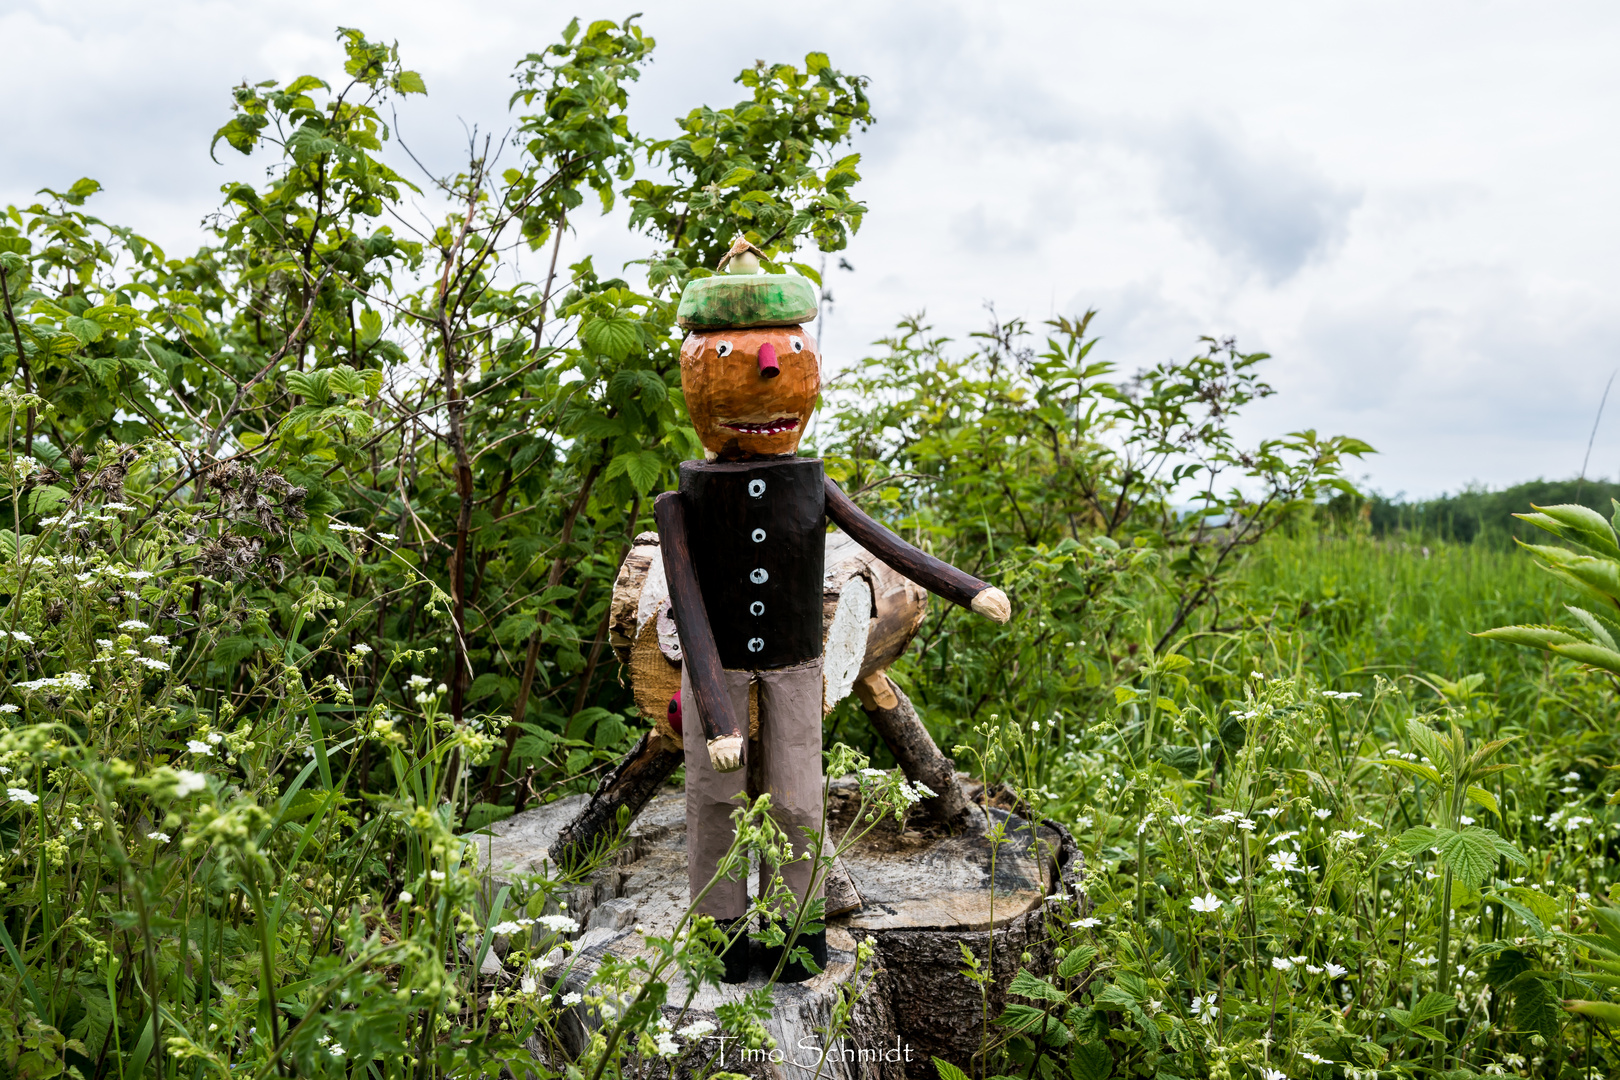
[{"xmin": 1235, "ymin": 532, "xmax": 1585, "ymax": 729}]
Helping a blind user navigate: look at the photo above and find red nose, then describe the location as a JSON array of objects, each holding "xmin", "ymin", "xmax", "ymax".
[
  {"xmin": 667, "ymin": 690, "xmax": 682, "ymax": 734},
  {"xmin": 757, "ymin": 342, "xmax": 779, "ymax": 379}
]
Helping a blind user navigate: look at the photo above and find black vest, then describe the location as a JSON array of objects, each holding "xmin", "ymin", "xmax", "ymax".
[{"xmin": 678, "ymin": 457, "xmax": 826, "ymax": 670}]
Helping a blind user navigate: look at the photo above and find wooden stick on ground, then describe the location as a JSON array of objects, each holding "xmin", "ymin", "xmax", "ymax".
[{"xmin": 853, "ymin": 671, "xmax": 979, "ymax": 832}]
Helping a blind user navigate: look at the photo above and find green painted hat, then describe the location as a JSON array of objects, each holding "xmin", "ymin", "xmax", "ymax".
[{"xmin": 676, "ymin": 273, "xmax": 817, "ymax": 331}]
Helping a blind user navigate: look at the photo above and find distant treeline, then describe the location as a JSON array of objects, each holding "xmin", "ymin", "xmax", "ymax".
[{"xmin": 1329, "ymin": 478, "xmax": 1620, "ymax": 546}]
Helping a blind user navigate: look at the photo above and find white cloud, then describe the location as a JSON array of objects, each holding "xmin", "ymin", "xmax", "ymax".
[{"xmin": 5, "ymin": 0, "xmax": 1620, "ymax": 497}]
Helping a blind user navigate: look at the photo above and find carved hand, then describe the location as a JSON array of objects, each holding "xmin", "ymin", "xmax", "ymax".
[
  {"xmin": 970, "ymin": 586, "xmax": 1011, "ymax": 624},
  {"xmin": 707, "ymin": 735, "xmax": 744, "ymax": 773}
]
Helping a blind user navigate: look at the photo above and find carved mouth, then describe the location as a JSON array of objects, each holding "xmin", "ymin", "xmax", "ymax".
[{"xmin": 722, "ymin": 417, "xmax": 800, "ymax": 436}]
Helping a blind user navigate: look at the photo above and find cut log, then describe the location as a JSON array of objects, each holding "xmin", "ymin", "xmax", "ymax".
[
  {"xmin": 852, "ymin": 675, "xmax": 976, "ymax": 832},
  {"xmin": 479, "ymin": 777, "xmax": 1082, "ymax": 1080}
]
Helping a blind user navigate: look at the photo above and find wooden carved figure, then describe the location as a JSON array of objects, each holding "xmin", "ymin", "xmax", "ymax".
[{"xmin": 656, "ymin": 238, "xmax": 1012, "ymax": 984}]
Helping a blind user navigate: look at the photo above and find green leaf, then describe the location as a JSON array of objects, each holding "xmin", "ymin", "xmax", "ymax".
[
  {"xmin": 1529, "ymin": 502, "xmax": 1620, "ymax": 556},
  {"xmin": 1153, "ymin": 745, "xmax": 1201, "ymax": 777},
  {"xmin": 1564, "ymin": 605, "xmax": 1617, "ymax": 649},
  {"xmin": 1010, "ymin": 969, "xmax": 1069, "ymax": 1005},
  {"xmin": 395, "ymin": 70, "xmax": 428, "ymax": 94},
  {"xmin": 1508, "ymin": 972, "xmax": 1562, "ymax": 1042},
  {"xmin": 1549, "ymin": 640, "xmax": 1620, "ymax": 675},
  {"xmin": 1408, "ymin": 991, "xmax": 1454, "ymax": 1024},
  {"xmin": 1483, "ymin": 948, "xmax": 1533, "ymax": 989},
  {"xmin": 27, "ymin": 485, "xmax": 69, "ymax": 518},
  {"xmin": 1436, "ymin": 826, "xmax": 1523, "ymax": 889},
  {"xmin": 582, "ymin": 315, "xmax": 641, "ymax": 360},
  {"xmin": 1563, "ymin": 999, "xmax": 1620, "ymax": 1024},
  {"xmin": 1466, "ymin": 786, "xmax": 1500, "ymax": 815},
  {"xmin": 1378, "ymin": 758, "xmax": 1442, "ymax": 785},
  {"xmin": 1068, "ymin": 1039, "xmax": 1112, "ymax": 1080},
  {"xmin": 1505, "ymin": 886, "xmax": 1560, "ymax": 926},
  {"xmin": 1393, "ymin": 825, "xmax": 1442, "ymax": 855},
  {"xmin": 1058, "ymin": 945, "xmax": 1097, "ymax": 980},
  {"xmin": 934, "ymin": 1058, "xmax": 971, "ymax": 1080},
  {"xmin": 605, "ymin": 449, "xmax": 664, "ymax": 496},
  {"xmin": 63, "ymin": 315, "xmax": 102, "ymax": 344}
]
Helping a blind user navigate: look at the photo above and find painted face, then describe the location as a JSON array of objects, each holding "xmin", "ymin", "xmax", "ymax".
[{"xmin": 680, "ymin": 326, "xmax": 819, "ymax": 459}]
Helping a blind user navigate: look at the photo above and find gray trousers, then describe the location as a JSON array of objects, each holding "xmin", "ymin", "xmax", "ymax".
[{"xmin": 682, "ymin": 659, "xmax": 825, "ymax": 920}]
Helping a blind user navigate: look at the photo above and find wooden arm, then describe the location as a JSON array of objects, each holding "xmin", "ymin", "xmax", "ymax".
[
  {"xmin": 653, "ymin": 492, "xmax": 745, "ymax": 747},
  {"xmin": 824, "ymin": 478, "xmax": 1008, "ymax": 620}
]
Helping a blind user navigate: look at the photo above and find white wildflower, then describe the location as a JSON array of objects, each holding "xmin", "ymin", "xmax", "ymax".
[
  {"xmin": 144, "ymin": 635, "xmax": 169, "ymax": 646},
  {"xmin": 1190, "ymin": 893, "xmax": 1223, "ymax": 914},
  {"xmin": 1334, "ymin": 829, "xmax": 1365, "ymax": 843},
  {"xmin": 535, "ymin": 914, "xmax": 580, "ymax": 934},
  {"xmin": 1268, "ymin": 850, "xmax": 1301, "ymax": 873},
  {"xmin": 119, "ymin": 620, "xmax": 149, "ymax": 630},
  {"xmin": 7, "ymin": 788, "xmax": 39, "ymax": 805},
  {"xmin": 186, "ymin": 740, "xmax": 213, "ymax": 755},
  {"xmin": 1271, "ymin": 956, "xmax": 1293, "ymax": 971},
  {"xmin": 398, "ymin": 891, "xmax": 413, "ymax": 904},
  {"xmin": 379, "ymin": 532, "xmax": 399, "ymax": 541},
  {"xmin": 489, "ymin": 921, "xmax": 524, "ymax": 936},
  {"xmin": 561, "ymin": 991, "xmax": 583, "ymax": 1005},
  {"xmin": 1325, "ymin": 962, "xmax": 1348, "ymax": 978},
  {"xmin": 352, "ymin": 643, "xmax": 372, "ymax": 655},
  {"xmin": 1070, "ymin": 917, "xmax": 1101, "ymax": 929},
  {"xmin": 148, "ymin": 831, "xmax": 171, "ymax": 843},
  {"xmin": 678, "ymin": 1019, "xmax": 715, "ymax": 1039},
  {"xmin": 1313, "ymin": 808, "xmax": 1331, "ymax": 819},
  {"xmin": 3, "ymin": 631, "xmax": 33, "ymax": 644},
  {"xmin": 136, "ymin": 657, "xmax": 170, "ymax": 671},
  {"xmin": 0, "ymin": 704, "xmax": 16, "ymax": 714},
  {"xmin": 174, "ymin": 770, "xmax": 207, "ymax": 796}
]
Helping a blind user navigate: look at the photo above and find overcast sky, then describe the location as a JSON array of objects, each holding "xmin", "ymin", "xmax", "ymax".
[{"xmin": 7, "ymin": 0, "xmax": 1618, "ymax": 498}]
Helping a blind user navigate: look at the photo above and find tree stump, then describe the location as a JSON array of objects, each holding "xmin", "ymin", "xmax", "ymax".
[{"xmin": 476, "ymin": 777, "xmax": 1082, "ymax": 1080}]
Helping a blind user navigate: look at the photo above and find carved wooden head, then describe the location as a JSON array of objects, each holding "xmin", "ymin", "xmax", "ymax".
[{"xmin": 679, "ymin": 326, "xmax": 819, "ymax": 459}]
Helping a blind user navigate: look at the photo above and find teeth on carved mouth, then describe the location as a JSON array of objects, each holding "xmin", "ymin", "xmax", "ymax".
[{"xmin": 723, "ymin": 417, "xmax": 800, "ymax": 435}]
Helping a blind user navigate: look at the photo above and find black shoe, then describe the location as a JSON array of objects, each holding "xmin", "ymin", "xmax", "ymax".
[
  {"xmin": 757, "ymin": 925, "xmax": 827, "ymax": 984},
  {"xmin": 715, "ymin": 918, "xmax": 751, "ymax": 984}
]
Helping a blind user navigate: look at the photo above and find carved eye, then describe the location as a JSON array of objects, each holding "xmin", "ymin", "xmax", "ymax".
[
  {"xmin": 789, "ymin": 337, "xmax": 805, "ymax": 353},
  {"xmin": 715, "ymin": 341, "xmax": 733, "ymax": 357}
]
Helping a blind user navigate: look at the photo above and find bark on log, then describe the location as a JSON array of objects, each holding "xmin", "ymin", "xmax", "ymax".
[
  {"xmin": 853, "ymin": 674, "xmax": 977, "ymax": 832},
  {"xmin": 478, "ymin": 778, "xmax": 1083, "ymax": 1080},
  {"xmin": 547, "ymin": 729, "xmax": 682, "ymax": 871}
]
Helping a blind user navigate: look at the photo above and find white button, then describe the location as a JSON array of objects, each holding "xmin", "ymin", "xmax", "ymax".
[
  {"xmin": 748, "ymin": 479, "xmax": 766, "ymax": 497},
  {"xmin": 749, "ymin": 568, "xmax": 769, "ymax": 584},
  {"xmin": 752, "ymin": 528, "xmax": 766, "ymax": 542},
  {"xmin": 747, "ymin": 637, "xmax": 765, "ymax": 653},
  {"xmin": 750, "ymin": 601, "xmax": 765, "ymax": 616}
]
